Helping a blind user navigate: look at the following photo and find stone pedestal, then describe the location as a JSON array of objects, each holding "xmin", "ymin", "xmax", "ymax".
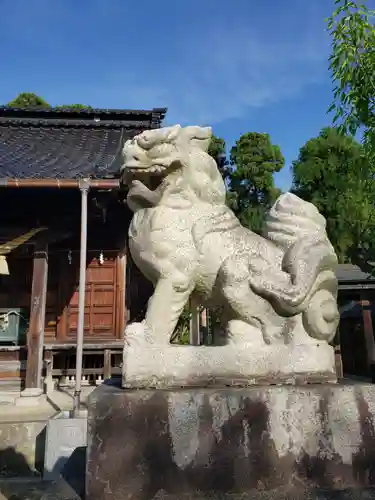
[
  {"xmin": 86, "ymin": 380, "xmax": 375, "ymax": 499},
  {"xmin": 14, "ymin": 387, "xmax": 47, "ymax": 407},
  {"xmin": 122, "ymin": 328, "xmax": 337, "ymax": 389},
  {"xmin": 44, "ymin": 411, "xmax": 87, "ymax": 498}
]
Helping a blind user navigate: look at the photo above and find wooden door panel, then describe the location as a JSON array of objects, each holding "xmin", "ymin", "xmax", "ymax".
[
  {"xmin": 92, "ymin": 289, "xmax": 114, "ymax": 306},
  {"xmin": 1, "ymin": 250, "xmax": 125, "ymax": 344},
  {"xmin": 87, "ymin": 265, "xmax": 115, "ymax": 283},
  {"xmin": 70, "ymin": 289, "xmax": 91, "ymax": 307},
  {"xmin": 91, "ymin": 312, "xmax": 114, "ymax": 328},
  {"xmin": 67, "ymin": 312, "xmax": 90, "ymax": 331},
  {"xmin": 57, "ymin": 251, "xmax": 119, "ymax": 341}
]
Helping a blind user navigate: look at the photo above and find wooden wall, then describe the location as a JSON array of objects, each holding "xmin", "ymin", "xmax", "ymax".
[
  {"xmin": 0, "ymin": 253, "xmax": 33, "ymax": 310},
  {"xmin": 0, "ymin": 187, "xmax": 159, "ymax": 349},
  {"xmin": 338, "ymin": 291, "xmax": 375, "ymax": 379},
  {"xmin": 0, "ymin": 248, "xmax": 127, "ymax": 345},
  {"xmin": 45, "ymin": 250, "xmax": 126, "ymax": 343}
]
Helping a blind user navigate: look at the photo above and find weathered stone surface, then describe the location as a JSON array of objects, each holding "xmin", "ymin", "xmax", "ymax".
[
  {"xmin": 122, "ymin": 335, "xmax": 336, "ymax": 389},
  {"xmin": 44, "ymin": 412, "xmax": 87, "ymax": 498},
  {"xmin": 151, "ymin": 489, "xmax": 375, "ymax": 499},
  {"xmin": 121, "ymin": 125, "xmax": 340, "ymax": 387},
  {"xmin": 87, "ymin": 380, "xmax": 375, "ymax": 499},
  {"xmin": 0, "ymin": 421, "xmax": 46, "ymax": 476},
  {"xmin": 15, "ymin": 388, "xmax": 46, "ymax": 407},
  {"xmin": 0, "ymin": 478, "xmax": 81, "ymax": 499}
]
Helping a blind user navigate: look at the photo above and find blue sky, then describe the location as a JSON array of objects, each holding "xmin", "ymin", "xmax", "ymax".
[{"xmin": 0, "ymin": 0, "xmax": 360, "ymax": 190}]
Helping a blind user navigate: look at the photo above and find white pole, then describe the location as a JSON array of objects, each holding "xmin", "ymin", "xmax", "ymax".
[{"xmin": 73, "ymin": 180, "xmax": 89, "ymax": 415}]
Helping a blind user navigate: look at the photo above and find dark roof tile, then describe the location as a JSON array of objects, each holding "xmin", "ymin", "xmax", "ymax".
[
  {"xmin": 0, "ymin": 106, "xmax": 167, "ymax": 122},
  {"xmin": 336, "ymin": 263, "xmax": 374, "ymax": 282},
  {"xmin": 0, "ymin": 107, "xmax": 167, "ymax": 179}
]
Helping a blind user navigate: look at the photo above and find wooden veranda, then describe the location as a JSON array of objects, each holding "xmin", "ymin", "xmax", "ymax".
[{"xmin": 0, "ymin": 106, "xmax": 166, "ymax": 406}]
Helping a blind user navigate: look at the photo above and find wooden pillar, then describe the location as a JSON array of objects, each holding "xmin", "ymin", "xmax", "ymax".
[
  {"xmin": 25, "ymin": 242, "xmax": 48, "ymax": 391},
  {"xmin": 189, "ymin": 295, "xmax": 200, "ymax": 346},
  {"xmin": 360, "ymin": 293, "xmax": 375, "ymax": 381}
]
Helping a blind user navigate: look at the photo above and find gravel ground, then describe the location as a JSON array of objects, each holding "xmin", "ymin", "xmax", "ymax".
[{"xmin": 0, "ymin": 478, "xmax": 80, "ymax": 499}]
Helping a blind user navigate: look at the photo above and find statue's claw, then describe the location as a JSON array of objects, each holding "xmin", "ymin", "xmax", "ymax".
[{"xmin": 124, "ymin": 321, "xmax": 158, "ymax": 348}]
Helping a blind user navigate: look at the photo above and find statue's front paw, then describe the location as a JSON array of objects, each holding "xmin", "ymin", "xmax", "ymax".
[{"xmin": 124, "ymin": 321, "xmax": 155, "ymax": 348}]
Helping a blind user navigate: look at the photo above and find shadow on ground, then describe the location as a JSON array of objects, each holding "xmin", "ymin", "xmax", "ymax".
[{"xmin": 0, "ymin": 444, "xmax": 83, "ymax": 499}]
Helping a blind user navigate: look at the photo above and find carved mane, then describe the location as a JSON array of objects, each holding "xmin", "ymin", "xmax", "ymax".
[{"xmin": 122, "ymin": 125, "xmax": 227, "ymax": 207}]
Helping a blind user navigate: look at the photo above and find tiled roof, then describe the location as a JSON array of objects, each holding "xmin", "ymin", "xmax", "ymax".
[
  {"xmin": 0, "ymin": 107, "xmax": 167, "ymax": 179},
  {"xmin": 336, "ymin": 264, "xmax": 374, "ymax": 282}
]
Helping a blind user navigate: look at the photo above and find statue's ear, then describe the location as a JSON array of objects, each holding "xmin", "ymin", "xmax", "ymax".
[
  {"xmin": 137, "ymin": 125, "xmax": 181, "ymax": 149},
  {"xmin": 165, "ymin": 124, "xmax": 181, "ymax": 142},
  {"xmin": 182, "ymin": 126, "xmax": 212, "ymax": 152}
]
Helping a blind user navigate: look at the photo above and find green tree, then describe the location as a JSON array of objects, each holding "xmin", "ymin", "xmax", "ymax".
[
  {"xmin": 292, "ymin": 127, "xmax": 375, "ymax": 263},
  {"xmin": 6, "ymin": 93, "xmax": 92, "ymax": 111},
  {"xmin": 229, "ymin": 132, "xmax": 283, "ymax": 233},
  {"xmin": 208, "ymin": 134, "xmax": 231, "ymax": 181},
  {"xmin": 326, "ymin": 0, "xmax": 375, "ymax": 269},
  {"xmin": 208, "ymin": 134, "xmax": 226, "ymax": 161},
  {"xmin": 7, "ymin": 92, "xmax": 51, "ymax": 109},
  {"xmin": 208, "ymin": 133, "xmax": 238, "ymax": 212},
  {"xmin": 55, "ymin": 104, "xmax": 93, "ymax": 110},
  {"xmin": 327, "ymin": 0, "xmax": 375, "ymax": 155}
]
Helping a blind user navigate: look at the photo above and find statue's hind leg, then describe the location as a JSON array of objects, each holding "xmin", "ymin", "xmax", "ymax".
[
  {"xmin": 222, "ymin": 281, "xmax": 285, "ymax": 344},
  {"xmin": 218, "ymin": 257, "xmax": 286, "ymax": 344}
]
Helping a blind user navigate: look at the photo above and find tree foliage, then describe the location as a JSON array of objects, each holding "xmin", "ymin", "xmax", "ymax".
[
  {"xmin": 208, "ymin": 134, "xmax": 226, "ymax": 162},
  {"xmin": 54, "ymin": 104, "xmax": 93, "ymax": 110},
  {"xmin": 7, "ymin": 92, "xmax": 51, "ymax": 109},
  {"xmin": 229, "ymin": 132, "xmax": 283, "ymax": 233},
  {"xmin": 208, "ymin": 134, "xmax": 237, "ymax": 211},
  {"xmin": 209, "ymin": 132, "xmax": 283, "ymax": 233},
  {"xmin": 208, "ymin": 134, "xmax": 231, "ymax": 181},
  {"xmin": 6, "ymin": 93, "xmax": 91, "ymax": 111},
  {"xmin": 326, "ymin": 0, "xmax": 375, "ymax": 270},
  {"xmin": 292, "ymin": 127, "xmax": 375, "ymax": 264},
  {"xmin": 327, "ymin": 0, "xmax": 375, "ymax": 154}
]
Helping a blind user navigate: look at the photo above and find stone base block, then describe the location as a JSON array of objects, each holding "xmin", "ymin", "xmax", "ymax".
[
  {"xmin": 14, "ymin": 388, "xmax": 46, "ymax": 407},
  {"xmin": 122, "ymin": 339, "xmax": 336, "ymax": 388},
  {"xmin": 44, "ymin": 412, "xmax": 87, "ymax": 498},
  {"xmin": 86, "ymin": 380, "xmax": 375, "ymax": 499}
]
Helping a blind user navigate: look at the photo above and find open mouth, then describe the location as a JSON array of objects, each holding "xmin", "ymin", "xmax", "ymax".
[
  {"xmin": 125, "ymin": 164, "xmax": 166, "ymax": 174},
  {"xmin": 122, "ymin": 159, "xmax": 181, "ymax": 192},
  {"xmin": 122, "ymin": 164, "xmax": 168, "ymax": 191}
]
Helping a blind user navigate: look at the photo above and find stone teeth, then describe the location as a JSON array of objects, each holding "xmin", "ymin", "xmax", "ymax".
[
  {"xmin": 126, "ymin": 165, "xmax": 165, "ymax": 174},
  {"xmin": 127, "ymin": 167, "xmax": 147, "ymax": 173}
]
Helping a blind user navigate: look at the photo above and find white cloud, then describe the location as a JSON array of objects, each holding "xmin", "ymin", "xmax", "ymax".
[
  {"xmin": 0, "ymin": 0, "xmax": 332, "ymax": 125},
  {"xmin": 99, "ymin": 16, "xmax": 331, "ymax": 125}
]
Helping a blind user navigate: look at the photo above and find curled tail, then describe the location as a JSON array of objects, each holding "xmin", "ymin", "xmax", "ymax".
[{"xmin": 251, "ymin": 193, "xmax": 339, "ymax": 342}]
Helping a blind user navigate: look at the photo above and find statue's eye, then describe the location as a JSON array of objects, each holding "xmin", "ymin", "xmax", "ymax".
[{"xmin": 138, "ymin": 135, "xmax": 157, "ymax": 150}]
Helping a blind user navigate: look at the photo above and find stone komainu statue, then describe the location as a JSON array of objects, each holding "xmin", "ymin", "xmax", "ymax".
[{"xmin": 120, "ymin": 125, "xmax": 339, "ymax": 388}]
